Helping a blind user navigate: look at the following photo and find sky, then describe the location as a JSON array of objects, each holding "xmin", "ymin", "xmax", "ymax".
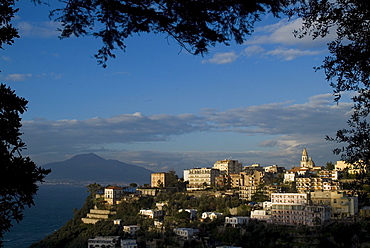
[{"xmin": 2, "ymin": 1, "xmax": 354, "ymax": 174}]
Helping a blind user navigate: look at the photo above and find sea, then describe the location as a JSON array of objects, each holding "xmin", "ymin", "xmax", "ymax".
[{"xmin": 2, "ymin": 185, "xmax": 88, "ymax": 248}]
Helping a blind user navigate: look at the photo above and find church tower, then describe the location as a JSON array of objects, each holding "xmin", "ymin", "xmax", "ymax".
[
  {"xmin": 300, "ymin": 148, "xmax": 315, "ymax": 168},
  {"xmin": 301, "ymin": 148, "xmax": 308, "ymax": 164}
]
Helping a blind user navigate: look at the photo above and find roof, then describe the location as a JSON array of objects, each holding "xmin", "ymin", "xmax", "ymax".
[{"xmin": 105, "ymin": 186, "xmax": 123, "ymax": 190}]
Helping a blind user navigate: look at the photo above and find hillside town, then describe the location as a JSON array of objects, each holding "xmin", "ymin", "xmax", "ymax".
[{"xmin": 36, "ymin": 149, "xmax": 370, "ymax": 248}]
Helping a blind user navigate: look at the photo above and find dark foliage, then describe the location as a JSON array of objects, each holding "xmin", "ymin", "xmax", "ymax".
[
  {"xmin": 0, "ymin": 84, "xmax": 51, "ymax": 246},
  {"xmin": 49, "ymin": 0, "xmax": 299, "ymax": 67},
  {"xmin": 294, "ymin": 0, "xmax": 370, "ymax": 169},
  {"xmin": 0, "ymin": 0, "xmax": 20, "ymax": 49}
]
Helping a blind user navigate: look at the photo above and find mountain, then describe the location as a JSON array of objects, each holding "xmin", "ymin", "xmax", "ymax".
[{"xmin": 42, "ymin": 153, "xmax": 153, "ymax": 186}]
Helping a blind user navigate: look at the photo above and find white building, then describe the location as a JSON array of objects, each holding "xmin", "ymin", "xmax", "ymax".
[
  {"xmin": 173, "ymin": 228, "xmax": 199, "ymax": 239},
  {"xmin": 183, "ymin": 169, "xmax": 190, "ymax": 182},
  {"xmin": 121, "ymin": 239, "xmax": 138, "ymax": 248},
  {"xmin": 213, "ymin": 159, "xmax": 242, "ymax": 175},
  {"xmin": 88, "ymin": 236, "xmax": 120, "ymax": 248},
  {"xmin": 250, "ymin": 210, "xmax": 270, "ymax": 221},
  {"xmin": 104, "ymin": 186, "xmax": 124, "ymax": 205},
  {"xmin": 113, "ymin": 219, "xmax": 122, "ymax": 225},
  {"xmin": 187, "ymin": 167, "xmax": 220, "ymax": 190},
  {"xmin": 139, "ymin": 209, "xmax": 164, "ymax": 219},
  {"xmin": 201, "ymin": 212, "xmax": 223, "ymax": 220},
  {"xmin": 263, "ymin": 201, "xmax": 272, "ymax": 210},
  {"xmin": 270, "ymin": 193, "xmax": 331, "ymax": 226},
  {"xmin": 224, "ymin": 216, "xmax": 249, "ymax": 227},
  {"xmin": 123, "ymin": 225, "xmax": 140, "ymax": 236}
]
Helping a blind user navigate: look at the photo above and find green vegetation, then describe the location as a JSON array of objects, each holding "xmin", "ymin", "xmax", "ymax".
[{"xmin": 30, "ymin": 182, "xmax": 370, "ymax": 248}]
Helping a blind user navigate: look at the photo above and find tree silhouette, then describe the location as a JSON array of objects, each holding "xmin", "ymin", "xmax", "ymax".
[
  {"xmin": 0, "ymin": 84, "xmax": 51, "ymax": 246},
  {"xmin": 49, "ymin": 0, "xmax": 297, "ymax": 67}
]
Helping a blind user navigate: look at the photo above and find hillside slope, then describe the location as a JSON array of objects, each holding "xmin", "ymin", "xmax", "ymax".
[{"xmin": 42, "ymin": 153, "xmax": 152, "ymax": 185}]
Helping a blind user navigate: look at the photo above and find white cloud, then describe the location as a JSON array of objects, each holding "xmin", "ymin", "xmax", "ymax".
[
  {"xmin": 17, "ymin": 21, "xmax": 60, "ymax": 38},
  {"xmin": 243, "ymin": 45, "xmax": 265, "ymax": 57},
  {"xmin": 1, "ymin": 56, "xmax": 11, "ymax": 61},
  {"xmin": 4, "ymin": 73, "xmax": 32, "ymax": 82},
  {"xmin": 202, "ymin": 52, "xmax": 238, "ymax": 64},
  {"xmin": 36, "ymin": 72, "xmax": 63, "ymax": 80},
  {"xmin": 22, "ymin": 93, "xmax": 352, "ymax": 170},
  {"xmin": 247, "ymin": 18, "xmax": 333, "ymax": 48},
  {"xmin": 264, "ymin": 47, "xmax": 324, "ymax": 61}
]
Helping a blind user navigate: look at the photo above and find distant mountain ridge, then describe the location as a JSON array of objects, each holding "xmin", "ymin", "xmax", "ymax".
[{"xmin": 42, "ymin": 153, "xmax": 152, "ymax": 186}]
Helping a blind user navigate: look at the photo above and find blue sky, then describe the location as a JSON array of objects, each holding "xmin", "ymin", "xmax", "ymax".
[{"xmin": 2, "ymin": 1, "xmax": 353, "ymax": 173}]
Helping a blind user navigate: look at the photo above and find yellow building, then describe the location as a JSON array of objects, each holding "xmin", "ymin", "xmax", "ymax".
[
  {"xmin": 187, "ymin": 167, "xmax": 220, "ymax": 190},
  {"xmin": 104, "ymin": 186, "xmax": 124, "ymax": 205},
  {"xmin": 213, "ymin": 159, "xmax": 242, "ymax": 175},
  {"xmin": 151, "ymin": 172, "xmax": 167, "ymax": 188},
  {"xmin": 335, "ymin": 161, "xmax": 367, "ymax": 174},
  {"xmin": 310, "ymin": 191, "xmax": 358, "ymax": 217},
  {"xmin": 296, "ymin": 177, "xmax": 341, "ymax": 192},
  {"xmin": 239, "ymin": 171, "xmax": 265, "ymax": 200}
]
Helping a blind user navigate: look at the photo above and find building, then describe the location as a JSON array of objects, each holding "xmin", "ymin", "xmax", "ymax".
[
  {"xmin": 173, "ymin": 228, "xmax": 199, "ymax": 239},
  {"xmin": 264, "ymin": 165, "xmax": 286, "ymax": 174},
  {"xmin": 335, "ymin": 161, "xmax": 367, "ymax": 174},
  {"xmin": 250, "ymin": 209, "xmax": 271, "ymax": 221},
  {"xmin": 183, "ymin": 169, "xmax": 190, "ymax": 182},
  {"xmin": 244, "ymin": 163, "xmax": 264, "ymax": 173},
  {"xmin": 104, "ymin": 186, "xmax": 124, "ymax": 205},
  {"xmin": 224, "ymin": 216, "xmax": 250, "ymax": 227},
  {"xmin": 113, "ymin": 219, "xmax": 122, "ymax": 225},
  {"xmin": 270, "ymin": 193, "xmax": 331, "ymax": 226},
  {"xmin": 88, "ymin": 236, "xmax": 120, "ymax": 248},
  {"xmin": 136, "ymin": 188, "xmax": 159, "ymax": 196},
  {"xmin": 304, "ymin": 205, "xmax": 331, "ymax": 226},
  {"xmin": 296, "ymin": 177, "xmax": 341, "ymax": 192},
  {"xmin": 300, "ymin": 148, "xmax": 315, "ymax": 168},
  {"xmin": 318, "ymin": 169, "xmax": 339, "ymax": 180},
  {"xmin": 213, "ymin": 159, "xmax": 242, "ymax": 175},
  {"xmin": 121, "ymin": 239, "xmax": 138, "ymax": 248},
  {"xmin": 201, "ymin": 212, "xmax": 223, "ymax": 220},
  {"xmin": 151, "ymin": 172, "xmax": 168, "ymax": 188},
  {"xmin": 139, "ymin": 209, "xmax": 164, "ymax": 219},
  {"xmin": 187, "ymin": 167, "xmax": 220, "ymax": 190},
  {"xmin": 239, "ymin": 171, "xmax": 265, "ymax": 200},
  {"xmin": 179, "ymin": 209, "xmax": 197, "ymax": 220},
  {"xmin": 310, "ymin": 191, "xmax": 358, "ymax": 217},
  {"xmin": 123, "ymin": 225, "xmax": 140, "ymax": 236},
  {"xmin": 270, "ymin": 193, "xmax": 307, "ymax": 225}
]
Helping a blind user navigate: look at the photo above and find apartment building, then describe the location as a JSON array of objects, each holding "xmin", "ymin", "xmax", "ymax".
[
  {"xmin": 187, "ymin": 167, "xmax": 220, "ymax": 190},
  {"xmin": 151, "ymin": 172, "xmax": 168, "ymax": 188},
  {"xmin": 270, "ymin": 193, "xmax": 331, "ymax": 226},
  {"xmin": 264, "ymin": 165, "xmax": 286, "ymax": 174},
  {"xmin": 239, "ymin": 170, "xmax": 265, "ymax": 200},
  {"xmin": 213, "ymin": 159, "xmax": 242, "ymax": 174},
  {"xmin": 104, "ymin": 186, "xmax": 124, "ymax": 205},
  {"xmin": 296, "ymin": 177, "xmax": 341, "ymax": 192},
  {"xmin": 250, "ymin": 209, "xmax": 271, "ymax": 220},
  {"xmin": 271, "ymin": 193, "xmax": 307, "ymax": 225},
  {"xmin": 310, "ymin": 191, "xmax": 358, "ymax": 217},
  {"xmin": 335, "ymin": 160, "xmax": 367, "ymax": 174}
]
